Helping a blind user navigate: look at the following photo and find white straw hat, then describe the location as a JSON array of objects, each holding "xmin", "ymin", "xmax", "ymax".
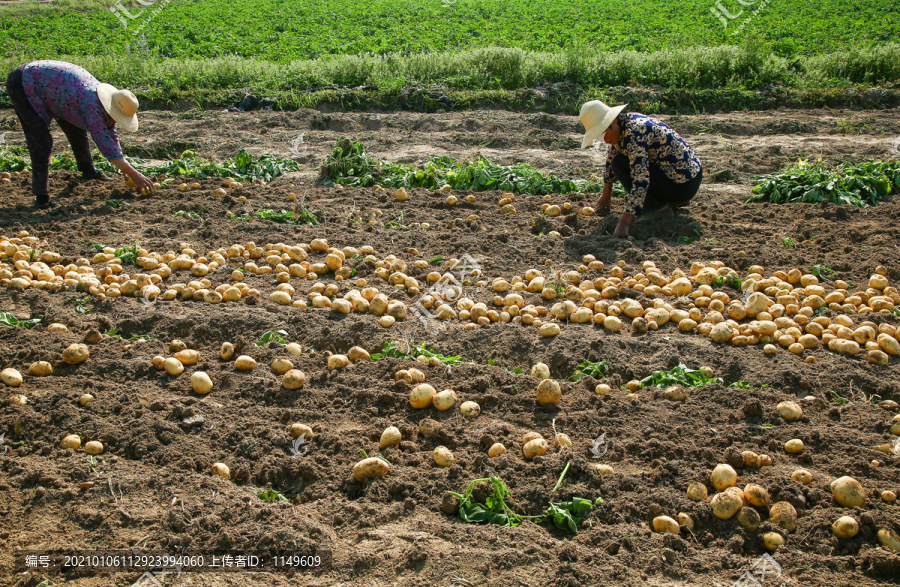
[
  {"xmin": 579, "ymin": 100, "xmax": 627, "ymax": 148},
  {"xmin": 97, "ymin": 84, "xmax": 139, "ymax": 132}
]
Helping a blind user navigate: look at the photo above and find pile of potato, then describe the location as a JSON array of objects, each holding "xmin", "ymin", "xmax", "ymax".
[{"xmin": 652, "ymin": 465, "xmax": 900, "ymax": 554}]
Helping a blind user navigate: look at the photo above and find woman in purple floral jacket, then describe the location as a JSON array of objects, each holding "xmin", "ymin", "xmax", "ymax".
[{"xmin": 5, "ymin": 60, "xmax": 153, "ymax": 208}]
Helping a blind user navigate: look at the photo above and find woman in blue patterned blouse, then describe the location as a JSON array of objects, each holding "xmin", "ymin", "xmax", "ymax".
[{"xmin": 580, "ymin": 100, "xmax": 702, "ymax": 238}]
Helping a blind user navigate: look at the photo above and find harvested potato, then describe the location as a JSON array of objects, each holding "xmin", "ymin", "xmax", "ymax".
[
  {"xmin": 286, "ymin": 342, "xmax": 303, "ymax": 356},
  {"xmin": 652, "ymin": 516, "xmax": 680, "ymax": 534},
  {"xmin": 174, "ymin": 349, "xmax": 199, "ymax": 365},
  {"xmin": 531, "ymin": 362, "xmax": 551, "ymax": 379},
  {"xmin": 677, "ymin": 512, "xmax": 695, "ymax": 531},
  {"xmin": 595, "ymin": 464, "xmax": 615, "ymax": 475},
  {"xmin": 743, "ymin": 484, "xmax": 770, "ymax": 507},
  {"xmin": 191, "ymin": 371, "xmax": 213, "ymax": 394},
  {"xmin": 348, "ymin": 346, "xmax": 370, "ymax": 362},
  {"xmin": 763, "ymin": 532, "xmax": 785, "ymax": 552},
  {"xmin": 410, "ymin": 383, "xmax": 436, "ymax": 409},
  {"xmin": 379, "ymin": 426, "xmax": 401, "ymax": 449},
  {"xmin": 211, "ymin": 462, "xmax": 230, "ymax": 478},
  {"xmin": 47, "ymin": 323, "xmax": 68, "ymax": 333},
  {"xmin": 79, "ymin": 394, "xmax": 94, "ymax": 406},
  {"xmin": 523, "ymin": 438, "xmax": 549, "ymax": 460},
  {"xmin": 769, "ymin": 502, "xmax": 798, "ymax": 532},
  {"xmin": 62, "ymin": 343, "xmax": 90, "ymax": 364},
  {"xmin": 831, "ymin": 476, "xmax": 866, "ymax": 508},
  {"xmin": 459, "ymin": 401, "xmax": 481, "ymax": 418},
  {"xmin": 282, "ymin": 369, "xmax": 306, "ymax": 390},
  {"xmin": 711, "ymin": 491, "xmax": 743, "ymax": 519},
  {"xmin": 791, "ymin": 469, "xmax": 813, "ymax": 484},
  {"xmin": 408, "ymin": 368, "xmax": 426, "ymax": 383},
  {"xmin": 234, "ymin": 355, "xmax": 256, "ymax": 371},
  {"xmin": 736, "ymin": 507, "xmax": 761, "ymax": 532},
  {"xmin": 8, "ymin": 394, "xmax": 26, "ymax": 406},
  {"xmin": 1, "ymin": 368, "xmax": 23, "ymax": 387},
  {"xmin": 270, "ymin": 358, "xmax": 294, "ymax": 374},
  {"xmin": 536, "ymin": 379, "xmax": 561, "ymax": 405},
  {"xmin": 784, "ymin": 439, "xmax": 804, "ymax": 454},
  {"xmin": 84, "ymin": 440, "xmax": 104, "ymax": 455},
  {"xmin": 290, "ymin": 423, "xmax": 314, "ymax": 439},
  {"xmin": 832, "ymin": 516, "xmax": 859, "ymax": 539},
  {"xmin": 595, "ymin": 383, "xmax": 611, "ymax": 395},
  {"xmin": 877, "ymin": 528, "xmax": 900, "ymax": 553},
  {"xmin": 433, "ymin": 446, "xmax": 454, "ymax": 467},
  {"xmin": 883, "ymin": 490, "xmax": 897, "ymax": 503},
  {"xmin": 432, "ymin": 389, "xmax": 458, "ymax": 411},
  {"xmin": 220, "ymin": 342, "xmax": 235, "ymax": 360},
  {"xmin": 327, "ymin": 354, "xmax": 349, "ymax": 370},
  {"xmin": 28, "ymin": 361, "xmax": 53, "ymax": 377},
  {"xmin": 687, "ymin": 482, "xmax": 708, "ymax": 501},
  {"xmin": 60, "ymin": 434, "xmax": 81, "ymax": 450},
  {"xmin": 353, "ymin": 457, "xmax": 390, "ymax": 481},
  {"xmin": 488, "ymin": 443, "xmax": 507, "ymax": 458},
  {"xmin": 163, "ymin": 357, "xmax": 184, "ymax": 376},
  {"xmin": 777, "ymin": 401, "xmax": 802, "ymax": 421},
  {"xmin": 711, "ymin": 464, "xmax": 737, "ymax": 491}
]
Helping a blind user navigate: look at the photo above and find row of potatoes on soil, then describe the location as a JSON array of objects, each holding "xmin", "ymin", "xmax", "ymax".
[{"xmin": 2, "ymin": 232, "xmax": 899, "ymax": 361}]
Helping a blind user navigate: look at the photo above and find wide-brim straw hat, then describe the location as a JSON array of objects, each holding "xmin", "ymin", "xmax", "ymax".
[
  {"xmin": 97, "ymin": 84, "xmax": 139, "ymax": 132},
  {"xmin": 580, "ymin": 100, "xmax": 627, "ymax": 148}
]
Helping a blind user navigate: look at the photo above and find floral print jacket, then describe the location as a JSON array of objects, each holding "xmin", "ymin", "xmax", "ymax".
[
  {"xmin": 604, "ymin": 113, "xmax": 701, "ymax": 216},
  {"xmin": 22, "ymin": 60, "xmax": 123, "ymax": 161}
]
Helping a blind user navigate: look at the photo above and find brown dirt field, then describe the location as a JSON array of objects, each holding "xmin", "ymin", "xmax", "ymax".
[{"xmin": 0, "ymin": 107, "xmax": 899, "ymax": 587}]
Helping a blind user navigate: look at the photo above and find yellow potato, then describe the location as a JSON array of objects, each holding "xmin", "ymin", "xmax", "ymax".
[
  {"xmin": 760, "ymin": 532, "xmax": 785, "ymax": 553},
  {"xmin": 459, "ymin": 401, "xmax": 481, "ymax": 418},
  {"xmin": 1, "ymin": 368, "xmax": 23, "ymax": 387},
  {"xmin": 710, "ymin": 491, "xmax": 743, "ymax": 519},
  {"xmin": 163, "ymin": 357, "xmax": 184, "ymax": 376},
  {"xmin": 234, "ymin": 355, "xmax": 256, "ymax": 371},
  {"xmin": 191, "ymin": 371, "xmax": 213, "ymax": 394},
  {"xmin": 60, "ymin": 434, "xmax": 81, "ymax": 450},
  {"xmin": 220, "ymin": 342, "xmax": 235, "ymax": 360},
  {"xmin": 290, "ymin": 423, "xmax": 314, "ymax": 439},
  {"xmin": 327, "ymin": 354, "xmax": 349, "ymax": 370},
  {"xmin": 433, "ymin": 446, "xmax": 454, "ymax": 467},
  {"xmin": 523, "ymin": 438, "xmax": 549, "ymax": 460},
  {"xmin": 282, "ymin": 369, "xmax": 306, "ymax": 390},
  {"xmin": 736, "ymin": 507, "xmax": 761, "ymax": 532},
  {"xmin": 711, "ymin": 464, "xmax": 737, "ymax": 491},
  {"xmin": 488, "ymin": 443, "xmax": 506, "ymax": 458},
  {"xmin": 536, "ymin": 379, "xmax": 561, "ymax": 405},
  {"xmin": 652, "ymin": 516, "xmax": 680, "ymax": 534},
  {"xmin": 830, "ymin": 476, "xmax": 866, "ymax": 508},
  {"xmin": 84, "ymin": 440, "xmax": 104, "ymax": 455},
  {"xmin": 769, "ymin": 501, "xmax": 798, "ymax": 533},
  {"xmin": 174, "ymin": 349, "xmax": 199, "ymax": 365},
  {"xmin": 211, "ymin": 462, "xmax": 230, "ymax": 478},
  {"xmin": 432, "ymin": 389, "xmax": 458, "ymax": 411},
  {"xmin": 409, "ymin": 383, "xmax": 436, "ymax": 408},
  {"xmin": 379, "ymin": 426, "xmax": 401, "ymax": 449},
  {"xmin": 832, "ymin": 516, "xmax": 859, "ymax": 539},
  {"xmin": 687, "ymin": 482, "xmax": 708, "ymax": 501},
  {"xmin": 62, "ymin": 343, "xmax": 90, "ymax": 364},
  {"xmin": 270, "ymin": 358, "xmax": 294, "ymax": 375}
]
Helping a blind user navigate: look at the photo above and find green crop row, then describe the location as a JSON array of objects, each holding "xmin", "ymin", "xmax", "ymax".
[{"xmin": 1, "ymin": 0, "xmax": 897, "ymax": 60}]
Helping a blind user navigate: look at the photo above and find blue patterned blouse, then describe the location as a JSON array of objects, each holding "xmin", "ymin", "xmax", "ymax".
[{"xmin": 603, "ymin": 113, "xmax": 702, "ymax": 216}]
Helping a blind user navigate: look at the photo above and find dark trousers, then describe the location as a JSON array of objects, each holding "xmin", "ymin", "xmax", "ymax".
[
  {"xmin": 6, "ymin": 65, "xmax": 98, "ymax": 201},
  {"xmin": 610, "ymin": 153, "xmax": 702, "ymax": 213}
]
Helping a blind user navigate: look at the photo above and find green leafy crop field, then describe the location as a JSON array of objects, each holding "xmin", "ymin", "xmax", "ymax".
[
  {"xmin": 1, "ymin": 0, "xmax": 897, "ymax": 60},
  {"xmin": 0, "ymin": 0, "xmax": 898, "ymax": 112}
]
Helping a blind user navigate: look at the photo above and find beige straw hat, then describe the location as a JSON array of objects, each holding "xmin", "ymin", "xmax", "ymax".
[
  {"xmin": 580, "ymin": 100, "xmax": 627, "ymax": 148},
  {"xmin": 97, "ymin": 84, "xmax": 139, "ymax": 132}
]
